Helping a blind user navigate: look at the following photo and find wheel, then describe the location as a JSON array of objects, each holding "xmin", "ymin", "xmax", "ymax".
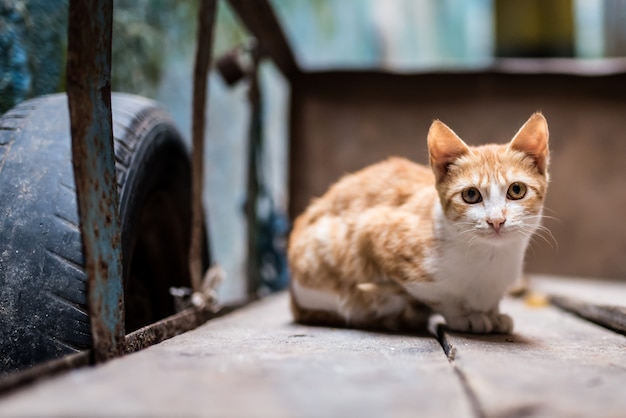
[{"xmin": 0, "ymin": 93, "xmax": 207, "ymax": 375}]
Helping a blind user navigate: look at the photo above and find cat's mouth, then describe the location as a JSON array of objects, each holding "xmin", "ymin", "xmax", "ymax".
[{"xmin": 476, "ymin": 226, "xmax": 514, "ymax": 241}]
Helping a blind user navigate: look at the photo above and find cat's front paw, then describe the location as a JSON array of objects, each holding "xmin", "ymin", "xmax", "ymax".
[
  {"xmin": 445, "ymin": 312, "xmax": 513, "ymax": 334},
  {"xmin": 491, "ymin": 313, "xmax": 514, "ymax": 334},
  {"xmin": 446, "ymin": 313, "xmax": 493, "ymax": 333}
]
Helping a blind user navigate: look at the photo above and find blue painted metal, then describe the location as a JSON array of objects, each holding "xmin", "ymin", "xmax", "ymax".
[
  {"xmin": 66, "ymin": 0, "xmax": 125, "ymax": 362},
  {"xmin": 190, "ymin": 0, "xmax": 218, "ymax": 293}
]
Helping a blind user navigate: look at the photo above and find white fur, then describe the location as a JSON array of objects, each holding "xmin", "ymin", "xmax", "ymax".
[
  {"xmin": 292, "ymin": 280, "xmax": 339, "ymax": 313},
  {"xmin": 293, "ymin": 278, "xmax": 409, "ymax": 324},
  {"xmin": 403, "ymin": 200, "xmax": 535, "ymax": 333}
]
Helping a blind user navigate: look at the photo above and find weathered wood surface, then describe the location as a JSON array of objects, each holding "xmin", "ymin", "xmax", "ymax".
[
  {"xmin": 0, "ymin": 276, "xmax": 624, "ymax": 417},
  {"xmin": 532, "ymin": 274, "xmax": 626, "ymax": 335},
  {"xmin": 0, "ymin": 293, "xmax": 473, "ymax": 417},
  {"xmin": 550, "ymin": 295, "xmax": 626, "ymax": 336},
  {"xmin": 440, "ymin": 295, "xmax": 626, "ymax": 418},
  {"xmin": 530, "ymin": 274, "xmax": 626, "ymax": 306}
]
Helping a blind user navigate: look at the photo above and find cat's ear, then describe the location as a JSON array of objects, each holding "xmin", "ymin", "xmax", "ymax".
[
  {"xmin": 428, "ymin": 120, "xmax": 470, "ymax": 182},
  {"xmin": 509, "ymin": 112, "xmax": 549, "ymax": 175}
]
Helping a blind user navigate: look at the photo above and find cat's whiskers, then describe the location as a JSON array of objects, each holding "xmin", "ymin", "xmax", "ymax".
[
  {"xmin": 465, "ymin": 234, "xmax": 482, "ymax": 260},
  {"xmin": 510, "ymin": 226, "xmax": 537, "ymax": 257},
  {"xmin": 511, "ymin": 213, "xmax": 559, "ymax": 251},
  {"xmin": 458, "ymin": 228, "xmax": 478, "ymax": 238},
  {"xmin": 524, "ymin": 214, "xmax": 560, "ymax": 224},
  {"xmin": 542, "ymin": 206, "xmax": 560, "ymax": 218},
  {"xmin": 451, "ymin": 221, "xmax": 477, "ymax": 229},
  {"xmin": 451, "ymin": 221, "xmax": 480, "ymax": 238},
  {"xmin": 529, "ymin": 225, "xmax": 559, "ymax": 252}
]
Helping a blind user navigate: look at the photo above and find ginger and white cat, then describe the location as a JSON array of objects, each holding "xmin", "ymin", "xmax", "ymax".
[{"xmin": 288, "ymin": 113, "xmax": 549, "ymax": 334}]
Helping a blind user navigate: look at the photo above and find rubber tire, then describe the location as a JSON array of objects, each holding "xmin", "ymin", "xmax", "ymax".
[{"xmin": 0, "ymin": 93, "xmax": 205, "ymax": 376}]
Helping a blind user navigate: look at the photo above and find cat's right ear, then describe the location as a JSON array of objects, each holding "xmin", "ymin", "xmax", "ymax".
[
  {"xmin": 508, "ymin": 112, "xmax": 549, "ymax": 176},
  {"xmin": 428, "ymin": 120, "xmax": 470, "ymax": 182}
]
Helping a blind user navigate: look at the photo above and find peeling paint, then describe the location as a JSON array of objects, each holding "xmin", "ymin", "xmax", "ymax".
[{"xmin": 66, "ymin": 0, "xmax": 125, "ymax": 362}]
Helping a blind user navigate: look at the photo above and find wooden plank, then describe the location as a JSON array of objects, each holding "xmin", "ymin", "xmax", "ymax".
[
  {"xmin": 530, "ymin": 275, "xmax": 626, "ymax": 335},
  {"xmin": 530, "ymin": 274, "xmax": 626, "ymax": 306},
  {"xmin": 438, "ymin": 296, "xmax": 626, "ymax": 418},
  {"xmin": 550, "ymin": 295, "xmax": 626, "ymax": 336},
  {"xmin": 0, "ymin": 293, "xmax": 473, "ymax": 417},
  {"xmin": 0, "ymin": 304, "xmax": 241, "ymax": 396}
]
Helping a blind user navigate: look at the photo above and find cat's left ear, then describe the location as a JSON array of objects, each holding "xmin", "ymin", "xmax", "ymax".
[{"xmin": 509, "ymin": 112, "xmax": 549, "ymax": 175}]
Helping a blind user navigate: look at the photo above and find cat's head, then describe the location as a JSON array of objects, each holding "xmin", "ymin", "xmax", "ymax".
[{"xmin": 427, "ymin": 113, "xmax": 549, "ymax": 244}]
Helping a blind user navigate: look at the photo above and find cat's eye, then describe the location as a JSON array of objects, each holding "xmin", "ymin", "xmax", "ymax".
[
  {"xmin": 462, "ymin": 187, "xmax": 482, "ymax": 204},
  {"xmin": 507, "ymin": 182, "xmax": 527, "ymax": 200}
]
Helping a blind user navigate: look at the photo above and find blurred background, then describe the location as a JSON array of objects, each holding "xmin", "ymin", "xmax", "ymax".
[{"xmin": 2, "ymin": 0, "xmax": 626, "ymax": 303}]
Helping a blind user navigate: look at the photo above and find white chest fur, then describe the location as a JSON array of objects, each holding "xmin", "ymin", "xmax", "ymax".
[{"xmin": 404, "ymin": 202, "xmax": 532, "ymax": 314}]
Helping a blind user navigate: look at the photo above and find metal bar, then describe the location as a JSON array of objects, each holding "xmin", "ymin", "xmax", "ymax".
[
  {"xmin": 0, "ymin": 302, "xmax": 245, "ymax": 396},
  {"xmin": 189, "ymin": 0, "xmax": 218, "ymax": 293},
  {"xmin": 66, "ymin": 0, "xmax": 125, "ymax": 362},
  {"xmin": 124, "ymin": 303, "xmax": 242, "ymax": 355},
  {"xmin": 227, "ymin": 0, "xmax": 301, "ymax": 81},
  {"xmin": 245, "ymin": 47, "xmax": 262, "ymax": 298},
  {"xmin": 0, "ymin": 352, "xmax": 91, "ymax": 396}
]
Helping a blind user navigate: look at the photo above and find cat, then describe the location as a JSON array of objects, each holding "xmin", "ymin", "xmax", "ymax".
[{"xmin": 288, "ymin": 113, "xmax": 549, "ymax": 334}]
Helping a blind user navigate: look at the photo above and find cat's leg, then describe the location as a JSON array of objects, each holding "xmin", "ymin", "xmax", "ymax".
[
  {"xmin": 291, "ymin": 303, "xmax": 348, "ymax": 329},
  {"xmin": 397, "ymin": 299, "xmax": 432, "ymax": 332},
  {"xmin": 487, "ymin": 308, "xmax": 514, "ymax": 334},
  {"xmin": 345, "ymin": 283, "xmax": 431, "ymax": 332}
]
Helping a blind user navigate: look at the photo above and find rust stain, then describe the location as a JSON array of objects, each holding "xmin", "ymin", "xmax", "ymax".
[
  {"xmin": 67, "ymin": 0, "xmax": 124, "ymax": 364},
  {"xmin": 124, "ymin": 303, "xmax": 241, "ymax": 355}
]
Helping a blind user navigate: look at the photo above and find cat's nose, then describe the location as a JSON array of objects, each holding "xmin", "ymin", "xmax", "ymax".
[{"xmin": 487, "ymin": 218, "xmax": 506, "ymax": 233}]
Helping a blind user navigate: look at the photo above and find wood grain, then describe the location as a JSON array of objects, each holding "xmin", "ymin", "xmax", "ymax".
[
  {"xmin": 438, "ymin": 296, "xmax": 626, "ymax": 418},
  {"xmin": 0, "ymin": 294, "xmax": 473, "ymax": 417},
  {"xmin": 2, "ymin": 277, "xmax": 624, "ymax": 417}
]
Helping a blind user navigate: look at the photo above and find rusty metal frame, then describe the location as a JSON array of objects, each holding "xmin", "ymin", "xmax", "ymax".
[
  {"xmin": 225, "ymin": 0, "xmax": 302, "ymax": 297},
  {"xmin": 0, "ymin": 302, "xmax": 242, "ymax": 395},
  {"xmin": 66, "ymin": 0, "xmax": 125, "ymax": 363},
  {"xmin": 0, "ymin": 0, "xmax": 294, "ymax": 394},
  {"xmin": 64, "ymin": 0, "xmax": 220, "ymax": 366},
  {"xmin": 190, "ymin": 0, "xmax": 218, "ymax": 292},
  {"xmin": 244, "ymin": 45, "xmax": 262, "ymax": 298},
  {"xmin": 64, "ymin": 0, "xmax": 224, "ymax": 364}
]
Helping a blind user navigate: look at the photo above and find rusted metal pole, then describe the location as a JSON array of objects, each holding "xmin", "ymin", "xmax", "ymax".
[
  {"xmin": 189, "ymin": 0, "xmax": 218, "ymax": 292},
  {"xmin": 66, "ymin": 0, "xmax": 125, "ymax": 362},
  {"xmin": 245, "ymin": 46, "xmax": 262, "ymax": 299}
]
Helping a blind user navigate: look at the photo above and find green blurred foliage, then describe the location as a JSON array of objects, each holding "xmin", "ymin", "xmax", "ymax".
[
  {"xmin": 0, "ymin": 0, "xmax": 253, "ymax": 110},
  {"xmin": 0, "ymin": 0, "xmax": 67, "ymax": 113},
  {"xmin": 270, "ymin": 0, "xmax": 337, "ymax": 40},
  {"xmin": 112, "ymin": 0, "xmax": 200, "ymax": 97},
  {"xmin": 112, "ymin": 0, "xmax": 249, "ymax": 98},
  {"xmin": 213, "ymin": 1, "xmax": 248, "ymax": 58}
]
